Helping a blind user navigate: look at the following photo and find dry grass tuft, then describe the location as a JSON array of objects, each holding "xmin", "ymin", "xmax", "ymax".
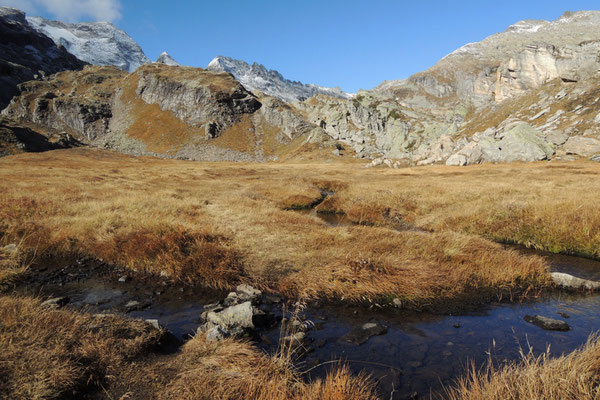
[
  {"xmin": 443, "ymin": 335, "xmax": 600, "ymax": 400},
  {"xmin": 0, "ymin": 296, "xmax": 165, "ymax": 399},
  {"xmin": 160, "ymin": 333, "xmax": 377, "ymax": 400}
]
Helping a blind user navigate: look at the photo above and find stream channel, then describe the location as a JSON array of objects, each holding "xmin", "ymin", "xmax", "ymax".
[{"xmin": 17, "ymin": 209, "xmax": 600, "ymax": 399}]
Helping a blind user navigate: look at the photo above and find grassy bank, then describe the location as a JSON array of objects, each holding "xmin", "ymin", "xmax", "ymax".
[
  {"xmin": 443, "ymin": 336, "xmax": 600, "ymax": 400},
  {"xmin": 0, "ymin": 149, "xmax": 560, "ymax": 308},
  {"xmin": 0, "ymin": 295, "xmax": 377, "ymax": 400}
]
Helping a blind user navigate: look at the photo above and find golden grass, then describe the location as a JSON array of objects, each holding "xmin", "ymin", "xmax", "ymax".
[
  {"xmin": 7, "ymin": 149, "xmax": 600, "ymax": 307},
  {"xmin": 0, "ymin": 296, "xmax": 164, "ymax": 399},
  {"xmin": 0, "ymin": 295, "xmax": 377, "ymax": 400},
  {"xmin": 443, "ymin": 336, "xmax": 600, "ymax": 400},
  {"xmin": 160, "ymin": 334, "xmax": 377, "ymax": 400}
]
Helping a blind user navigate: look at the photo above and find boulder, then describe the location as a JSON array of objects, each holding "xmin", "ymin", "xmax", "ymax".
[
  {"xmin": 550, "ymin": 272, "xmax": 600, "ymax": 290},
  {"xmin": 446, "ymin": 153, "xmax": 468, "ymax": 166},
  {"xmin": 494, "ymin": 123, "xmax": 554, "ymax": 162},
  {"xmin": 590, "ymin": 154, "xmax": 600, "ymax": 162},
  {"xmin": 545, "ymin": 131, "xmax": 569, "ymax": 146},
  {"xmin": 236, "ymin": 284, "xmax": 262, "ymax": 303},
  {"xmin": 341, "ymin": 322, "xmax": 388, "ymax": 345},
  {"xmin": 524, "ymin": 315, "xmax": 570, "ymax": 331},
  {"xmin": 563, "ymin": 136, "xmax": 600, "ymax": 156},
  {"xmin": 206, "ymin": 301, "xmax": 255, "ymax": 333}
]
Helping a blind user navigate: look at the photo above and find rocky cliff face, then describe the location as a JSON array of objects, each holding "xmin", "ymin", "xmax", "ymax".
[
  {"xmin": 0, "ymin": 7, "xmax": 86, "ymax": 110},
  {"xmin": 305, "ymin": 10, "xmax": 600, "ymax": 165},
  {"xmin": 207, "ymin": 55, "xmax": 352, "ymax": 103},
  {"xmin": 2, "ymin": 64, "xmax": 338, "ymax": 161},
  {"xmin": 378, "ymin": 11, "xmax": 600, "ymax": 109},
  {"xmin": 27, "ymin": 15, "xmax": 150, "ymax": 72}
]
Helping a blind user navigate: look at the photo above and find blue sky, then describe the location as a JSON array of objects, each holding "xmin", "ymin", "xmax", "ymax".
[{"xmin": 3, "ymin": 1, "xmax": 600, "ymax": 92}]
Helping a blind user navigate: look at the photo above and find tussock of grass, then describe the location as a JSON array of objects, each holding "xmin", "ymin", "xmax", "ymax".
[
  {"xmin": 443, "ymin": 336, "xmax": 600, "ymax": 400},
  {"xmin": 0, "ymin": 296, "xmax": 165, "ymax": 399},
  {"xmin": 161, "ymin": 333, "xmax": 377, "ymax": 400}
]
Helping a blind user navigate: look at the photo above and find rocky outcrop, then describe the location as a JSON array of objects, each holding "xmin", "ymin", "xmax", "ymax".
[
  {"xmin": 3, "ymin": 66, "xmax": 124, "ymax": 141},
  {"xmin": 563, "ymin": 136, "xmax": 600, "ymax": 156},
  {"xmin": 3, "ymin": 64, "xmax": 339, "ymax": 161},
  {"xmin": 0, "ymin": 116, "xmax": 78, "ymax": 157},
  {"xmin": 134, "ymin": 64, "xmax": 261, "ymax": 138},
  {"xmin": 0, "ymin": 7, "xmax": 86, "ymax": 109}
]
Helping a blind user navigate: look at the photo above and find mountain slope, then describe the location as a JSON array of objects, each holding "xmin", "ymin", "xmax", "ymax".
[
  {"xmin": 0, "ymin": 7, "xmax": 86, "ymax": 109},
  {"xmin": 27, "ymin": 16, "xmax": 150, "ymax": 72},
  {"xmin": 207, "ymin": 55, "xmax": 351, "ymax": 103},
  {"xmin": 2, "ymin": 64, "xmax": 339, "ymax": 161}
]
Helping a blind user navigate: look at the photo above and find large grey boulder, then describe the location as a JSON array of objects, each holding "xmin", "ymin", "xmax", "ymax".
[
  {"xmin": 493, "ymin": 123, "xmax": 554, "ymax": 162},
  {"xmin": 551, "ymin": 272, "xmax": 600, "ymax": 290},
  {"xmin": 206, "ymin": 301, "xmax": 255, "ymax": 334},
  {"xmin": 563, "ymin": 136, "xmax": 600, "ymax": 156}
]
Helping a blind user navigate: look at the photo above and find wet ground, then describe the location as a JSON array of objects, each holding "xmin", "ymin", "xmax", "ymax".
[{"xmin": 13, "ymin": 247, "xmax": 600, "ymax": 399}]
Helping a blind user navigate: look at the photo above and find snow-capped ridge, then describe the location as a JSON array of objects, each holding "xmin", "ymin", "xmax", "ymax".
[
  {"xmin": 26, "ymin": 15, "xmax": 150, "ymax": 72},
  {"xmin": 207, "ymin": 55, "xmax": 351, "ymax": 103},
  {"xmin": 156, "ymin": 51, "xmax": 180, "ymax": 66}
]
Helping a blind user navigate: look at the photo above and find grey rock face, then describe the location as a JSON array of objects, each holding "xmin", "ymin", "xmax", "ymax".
[
  {"xmin": 135, "ymin": 64, "xmax": 261, "ymax": 137},
  {"xmin": 524, "ymin": 314, "xmax": 570, "ymax": 331},
  {"xmin": 3, "ymin": 66, "xmax": 123, "ymax": 141},
  {"xmin": 0, "ymin": 7, "xmax": 86, "ymax": 109},
  {"xmin": 563, "ymin": 136, "xmax": 600, "ymax": 156},
  {"xmin": 27, "ymin": 15, "xmax": 150, "ymax": 72},
  {"xmin": 207, "ymin": 55, "xmax": 351, "ymax": 103}
]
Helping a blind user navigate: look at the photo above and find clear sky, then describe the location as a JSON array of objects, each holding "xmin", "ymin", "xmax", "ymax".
[{"xmin": 3, "ymin": 0, "xmax": 600, "ymax": 92}]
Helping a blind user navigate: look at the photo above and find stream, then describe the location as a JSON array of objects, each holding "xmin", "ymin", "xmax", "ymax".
[{"xmin": 16, "ymin": 210, "xmax": 600, "ymax": 399}]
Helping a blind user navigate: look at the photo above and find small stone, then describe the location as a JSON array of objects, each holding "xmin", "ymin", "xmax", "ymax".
[
  {"xmin": 392, "ymin": 298, "xmax": 403, "ymax": 308},
  {"xmin": 551, "ymin": 272, "xmax": 600, "ymax": 290},
  {"xmin": 118, "ymin": 275, "xmax": 129, "ymax": 283},
  {"xmin": 40, "ymin": 296, "xmax": 69, "ymax": 309},
  {"xmin": 524, "ymin": 315, "xmax": 570, "ymax": 331},
  {"xmin": 145, "ymin": 319, "xmax": 161, "ymax": 330},
  {"xmin": 453, "ymin": 323, "xmax": 461, "ymax": 328},
  {"xmin": 341, "ymin": 322, "xmax": 388, "ymax": 345},
  {"xmin": 558, "ymin": 312, "xmax": 570, "ymax": 318}
]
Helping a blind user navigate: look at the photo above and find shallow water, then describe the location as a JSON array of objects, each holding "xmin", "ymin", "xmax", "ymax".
[{"xmin": 24, "ymin": 247, "xmax": 600, "ymax": 399}]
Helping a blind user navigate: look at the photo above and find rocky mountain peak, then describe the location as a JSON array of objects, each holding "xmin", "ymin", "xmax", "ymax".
[
  {"xmin": 207, "ymin": 55, "xmax": 351, "ymax": 103},
  {"xmin": 26, "ymin": 16, "xmax": 150, "ymax": 72},
  {"xmin": 156, "ymin": 51, "xmax": 180, "ymax": 66},
  {"xmin": 0, "ymin": 6, "xmax": 86, "ymax": 109}
]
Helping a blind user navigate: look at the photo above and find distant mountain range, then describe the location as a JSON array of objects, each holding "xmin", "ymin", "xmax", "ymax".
[
  {"xmin": 206, "ymin": 55, "xmax": 351, "ymax": 102},
  {"xmin": 2, "ymin": 6, "xmax": 600, "ymax": 167}
]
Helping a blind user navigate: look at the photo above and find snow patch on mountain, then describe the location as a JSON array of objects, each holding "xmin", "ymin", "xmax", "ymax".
[
  {"xmin": 26, "ymin": 16, "xmax": 150, "ymax": 72},
  {"xmin": 156, "ymin": 51, "xmax": 180, "ymax": 66},
  {"xmin": 207, "ymin": 55, "xmax": 351, "ymax": 103}
]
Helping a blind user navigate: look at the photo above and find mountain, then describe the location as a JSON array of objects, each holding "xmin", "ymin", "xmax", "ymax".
[
  {"xmin": 156, "ymin": 51, "xmax": 180, "ymax": 66},
  {"xmin": 26, "ymin": 15, "xmax": 150, "ymax": 72},
  {"xmin": 297, "ymin": 10, "xmax": 600, "ymax": 165},
  {"xmin": 2, "ymin": 63, "xmax": 339, "ymax": 161},
  {"xmin": 206, "ymin": 55, "xmax": 351, "ymax": 103},
  {"xmin": 0, "ymin": 7, "xmax": 85, "ymax": 109}
]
